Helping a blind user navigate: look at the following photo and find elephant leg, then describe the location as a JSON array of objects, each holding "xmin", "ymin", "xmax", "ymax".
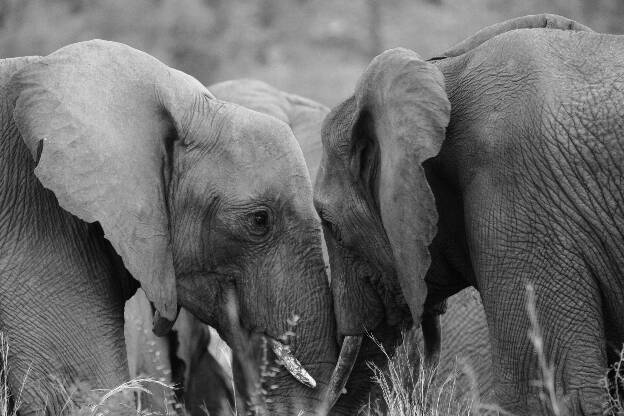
[
  {"xmin": 465, "ymin": 177, "xmax": 608, "ymax": 415},
  {"xmin": 0, "ymin": 240, "xmax": 129, "ymax": 414},
  {"xmin": 481, "ymin": 268, "xmax": 606, "ymax": 416},
  {"xmin": 2, "ymin": 288, "xmax": 129, "ymax": 415}
]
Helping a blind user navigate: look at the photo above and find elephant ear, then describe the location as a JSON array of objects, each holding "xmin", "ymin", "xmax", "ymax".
[
  {"xmin": 209, "ymin": 79, "xmax": 329, "ymax": 178},
  {"xmin": 352, "ymin": 48, "xmax": 450, "ymax": 322},
  {"xmin": 10, "ymin": 40, "xmax": 213, "ymax": 324}
]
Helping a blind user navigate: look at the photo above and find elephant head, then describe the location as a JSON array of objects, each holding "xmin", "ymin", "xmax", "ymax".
[
  {"xmin": 10, "ymin": 40, "xmax": 336, "ymax": 415},
  {"xmin": 313, "ymin": 48, "xmax": 450, "ymax": 411}
]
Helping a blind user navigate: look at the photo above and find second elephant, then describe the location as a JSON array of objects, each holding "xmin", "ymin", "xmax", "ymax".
[{"xmin": 315, "ymin": 14, "xmax": 620, "ymax": 416}]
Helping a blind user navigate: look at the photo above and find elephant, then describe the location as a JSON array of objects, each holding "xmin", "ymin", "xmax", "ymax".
[
  {"xmin": 122, "ymin": 78, "xmax": 332, "ymax": 416},
  {"xmin": 0, "ymin": 40, "xmax": 344, "ymax": 415},
  {"xmin": 314, "ymin": 13, "xmax": 620, "ymax": 415}
]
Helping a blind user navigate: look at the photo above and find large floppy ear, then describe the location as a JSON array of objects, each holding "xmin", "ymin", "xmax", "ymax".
[
  {"xmin": 10, "ymin": 40, "xmax": 214, "ymax": 323},
  {"xmin": 209, "ymin": 79, "xmax": 329, "ymax": 179},
  {"xmin": 352, "ymin": 48, "xmax": 450, "ymax": 323}
]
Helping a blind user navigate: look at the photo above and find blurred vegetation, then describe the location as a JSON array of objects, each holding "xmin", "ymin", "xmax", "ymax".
[{"xmin": 0, "ymin": 0, "xmax": 621, "ymax": 105}]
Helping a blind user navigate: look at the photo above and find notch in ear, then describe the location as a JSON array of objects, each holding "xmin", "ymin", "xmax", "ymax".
[
  {"xmin": 10, "ymin": 40, "xmax": 213, "ymax": 325},
  {"xmin": 351, "ymin": 47, "xmax": 451, "ymax": 323}
]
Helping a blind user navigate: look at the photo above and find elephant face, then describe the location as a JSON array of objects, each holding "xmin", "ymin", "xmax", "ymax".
[
  {"xmin": 11, "ymin": 41, "xmax": 335, "ymax": 415},
  {"xmin": 313, "ymin": 48, "xmax": 451, "ymax": 410}
]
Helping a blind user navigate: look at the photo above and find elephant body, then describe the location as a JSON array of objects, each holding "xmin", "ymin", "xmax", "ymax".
[
  {"xmin": 429, "ymin": 28, "xmax": 624, "ymax": 413},
  {"xmin": 315, "ymin": 15, "xmax": 623, "ymax": 416}
]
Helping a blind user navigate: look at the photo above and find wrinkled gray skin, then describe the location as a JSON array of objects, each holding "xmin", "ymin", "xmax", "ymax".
[
  {"xmin": 209, "ymin": 79, "xmax": 327, "ymax": 181},
  {"xmin": 0, "ymin": 40, "xmax": 336, "ymax": 415},
  {"xmin": 409, "ymin": 288, "xmax": 492, "ymax": 399},
  {"xmin": 125, "ymin": 79, "xmax": 330, "ymax": 416},
  {"xmin": 315, "ymin": 14, "xmax": 622, "ymax": 415}
]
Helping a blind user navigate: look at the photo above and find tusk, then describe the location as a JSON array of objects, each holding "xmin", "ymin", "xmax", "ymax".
[
  {"xmin": 270, "ymin": 339, "xmax": 317, "ymax": 389},
  {"xmin": 324, "ymin": 335, "xmax": 363, "ymax": 409}
]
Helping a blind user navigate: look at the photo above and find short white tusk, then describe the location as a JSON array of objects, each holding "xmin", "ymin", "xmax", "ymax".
[{"xmin": 270, "ymin": 339, "xmax": 317, "ymax": 389}]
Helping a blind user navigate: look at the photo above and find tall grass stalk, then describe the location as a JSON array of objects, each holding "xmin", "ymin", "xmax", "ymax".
[{"xmin": 361, "ymin": 333, "xmax": 486, "ymax": 416}]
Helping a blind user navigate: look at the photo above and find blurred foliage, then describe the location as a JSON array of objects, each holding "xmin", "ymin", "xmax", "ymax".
[{"xmin": 0, "ymin": 0, "xmax": 621, "ymax": 105}]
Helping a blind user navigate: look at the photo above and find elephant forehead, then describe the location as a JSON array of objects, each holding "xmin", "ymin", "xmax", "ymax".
[
  {"xmin": 223, "ymin": 110, "xmax": 308, "ymax": 173},
  {"xmin": 207, "ymin": 109, "xmax": 313, "ymax": 197}
]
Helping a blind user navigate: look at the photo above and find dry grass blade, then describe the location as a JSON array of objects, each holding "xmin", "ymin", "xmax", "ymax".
[
  {"xmin": 360, "ymin": 332, "xmax": 494, "ymax": 416},
  {"xmin": 525, "ymin": 283, "xmax": 567, "ymax": 416}
]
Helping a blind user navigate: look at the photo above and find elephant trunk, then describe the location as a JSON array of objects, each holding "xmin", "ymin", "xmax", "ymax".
[{"xmin": 229, "ymin": 225, "xmax": 338, "ymax": 415}]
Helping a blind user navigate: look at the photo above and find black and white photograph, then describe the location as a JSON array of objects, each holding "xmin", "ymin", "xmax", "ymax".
[{"xmin": 0, "ymin": 1, "xmax": 623, "ymax": 415}]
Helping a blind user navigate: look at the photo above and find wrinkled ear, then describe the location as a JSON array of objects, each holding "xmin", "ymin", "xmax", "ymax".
[
  {"xmin": 10, "ymin": 40, "xmax": 214, "ymax": 323},
  {"xmin": 352, "ymin": 48, "xmax": 450, "ymax": 322},
  {"xmin": 209, "ymin": 79, "xmax": 329, "ymax": 179}
]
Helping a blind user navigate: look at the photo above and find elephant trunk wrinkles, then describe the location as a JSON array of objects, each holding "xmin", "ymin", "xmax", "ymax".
[{"xmin": 229, "ymin": 232, "xmax": 337, "ymax": 415}]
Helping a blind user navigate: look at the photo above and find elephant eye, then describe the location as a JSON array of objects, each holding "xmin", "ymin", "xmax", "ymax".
[
  {"xmin": 248, "ymin": 209, "xmax": 271, "ymax": 236},
  {"xmin": 253, "ymin": 211, "xmax": 268, "ymax": 227}
]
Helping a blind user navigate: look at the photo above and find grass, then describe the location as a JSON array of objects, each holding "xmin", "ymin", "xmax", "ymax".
[
  {"xmin": 361, "ymin": 284, "xmax": 624, "ymax": 416},
  {"xmin": 0, "ymin": 334, "xmax": 180, "ymax": 416},
  {"xmin": 2, "ymin": 286, "xmax": 624, "ymax": 415},
  {"xmin": 359, "ymin": 328, "xmax": 503, "ymax": 416}
]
